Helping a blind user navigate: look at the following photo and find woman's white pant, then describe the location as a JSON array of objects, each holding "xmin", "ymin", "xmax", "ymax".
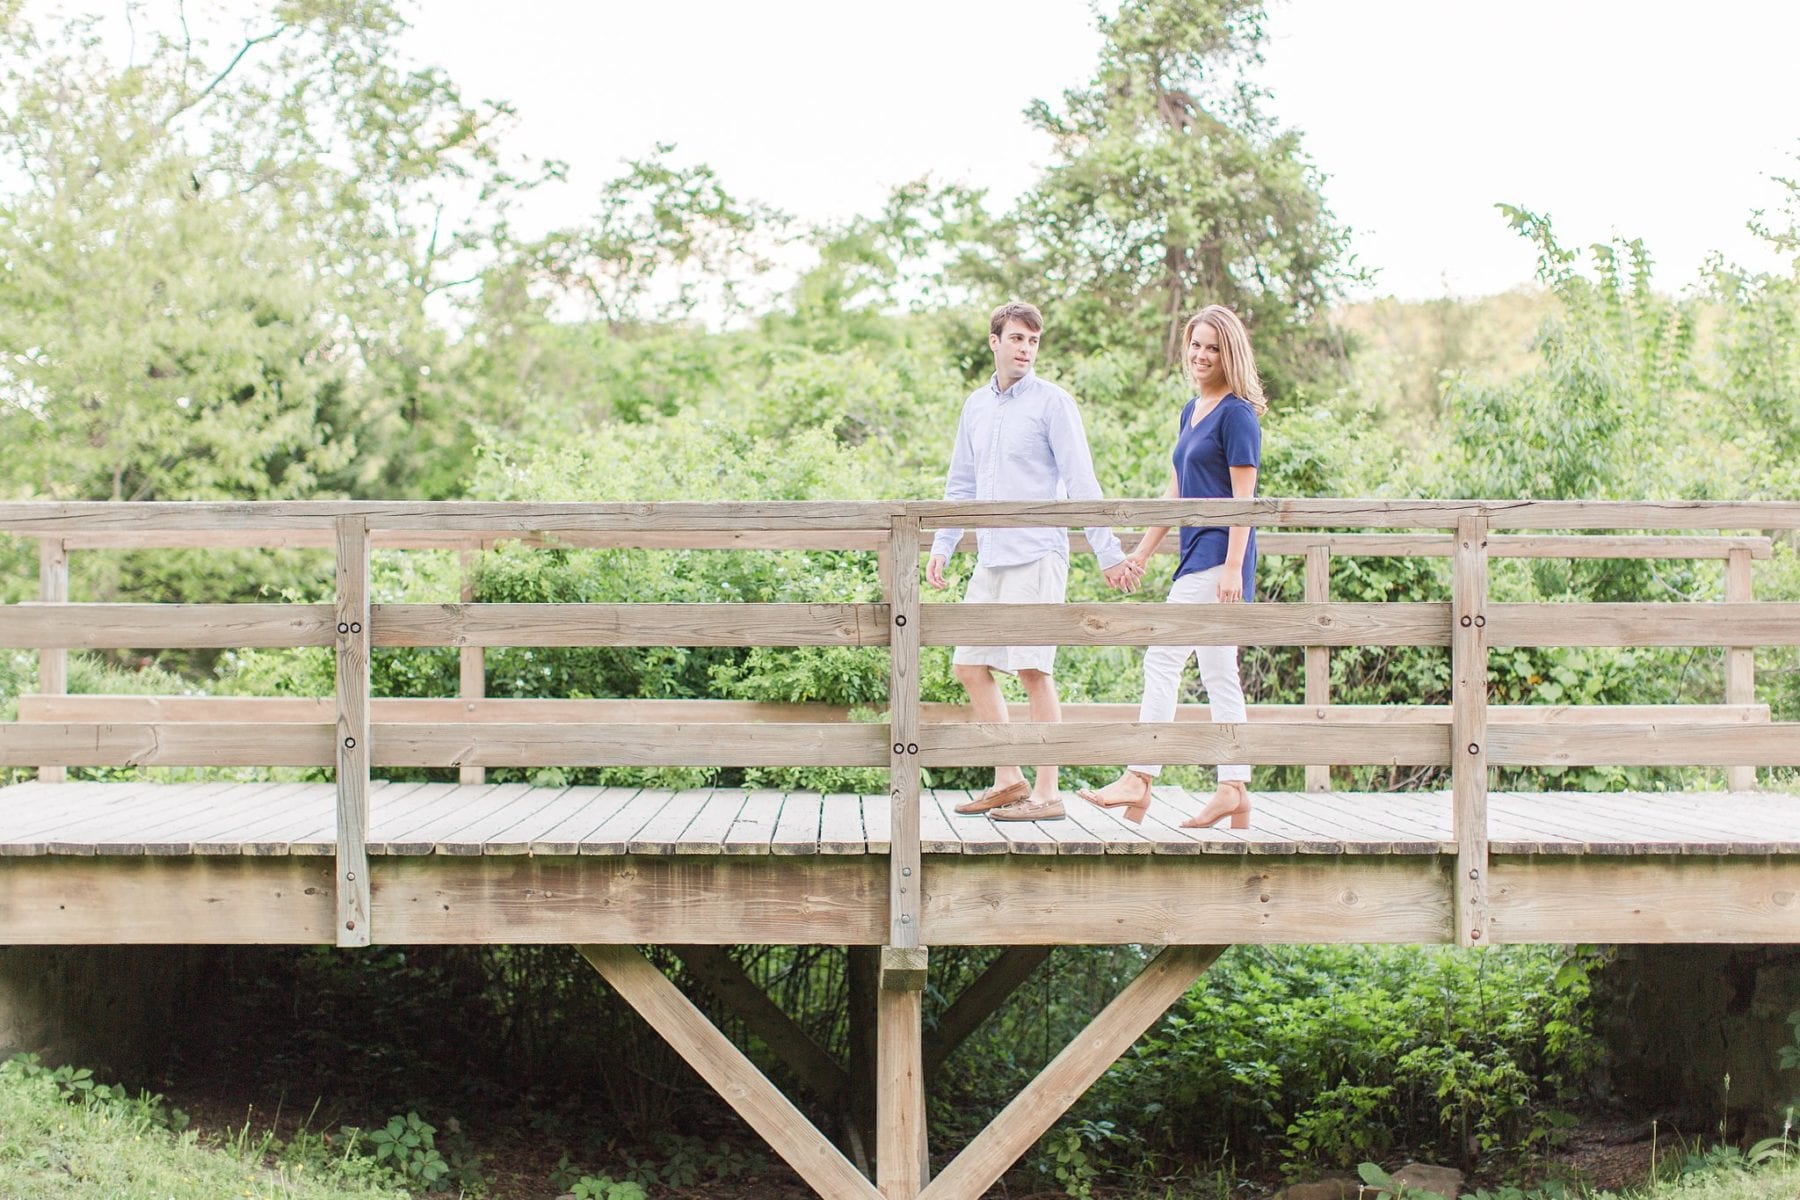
[{"xmin": 1129, "ymin": 565, "xmax": 1251, "ymax": 783}]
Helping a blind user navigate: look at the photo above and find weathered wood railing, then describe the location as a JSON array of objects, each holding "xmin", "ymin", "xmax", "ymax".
[{"xmin": 4, "ymin": 499, "xmax": 1799, "ymax": 952}]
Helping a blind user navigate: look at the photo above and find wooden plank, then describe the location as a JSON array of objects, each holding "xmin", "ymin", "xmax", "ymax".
[
  {"xmin": 770, "ymin": 791, "xmax": 823, "ymax": 856},
  {"xmin": 188, "ymin": 782, "xmax": 322, "ymax": 854},
  {"xmin": 628, "ymin": 788, "xmax": 714, "ymax": 854},
  {"xmin": 934, "ymin": 790, "xmax": 1008, "ymax": 856},
  {"xmin": 1725, "ymin": 548, "xmax": 1756, "ymax": 792},
  {"xmin": 20, "ymin": 694, "xmax": 1771, "ymax": 728},
  {"xmin": 723, "ymin": 791, "xmax": 783, "ymax": 856},
  {"xmin": 0, "ymin": 780, "xmax": 168, "ymax": 850},
  {"xmin": 920, "ymin": 946, "xmax": 1224, "ymax": 1200},
  {"xmin": 229, "ymin": 782, "xmax": 370, "ymax": 856},
  {"xmin": 1452, "ymin": 514, "xmax": 1490, "ymax": 947},
  {"xmin": 1487, "ymin": 724, "xmax": 1800, "ymax": 766},
  {"xmin": 433, "ymin": 785, "xmax": 574, "ymax": 856},
  {"xmin": 378, "ymin": 856, "xmax": 888, "ymax": 944},
  {"xmin": 374, "ymin": 784, "xmax": 510, "ymax": 855},
  {"xmin": 581, "ymin": 788, "xmax": 677, "ymax": 855},
  {"xmin": 1059, "ymin": 789, "xmax": 1155, "ymax": 854},
  {"xmin": 0, "ymin": 857, "xmax": 337, "ymax": 943},
  {"xmin": 59, "ymin": 528, "xmax": 887, "ymax": 551},
  {"xmin": 0, "ymin": 604, "xmax": 333, "ymax": 648},
  {"xmin": 130, "ymin": 781, "xmax": 292, "ymax": 854},
  {"xmin": 44, "ymin": 781, "xmax": 242, "ymax": 855},
  {"xmin": 817, "ymin": 792, "xmax": 868, "ymax": 855},
  {"xmin": 920, "ymin": 722, "xmax": 1452, "ymax": 768},
  {"xmin": 0, "ymin": 499, "xmax": 907, "ymax": 533},
  {"xmin": 1487, "ymin": 603, "xmax": 1800, "ymax": 647},
  {"xmin": 889, "ymin": 515, "xmax": 924, "ymax": 949},
  {"xmin": 922, "ymin": 602, "xmax": 1451, "ymax": 648},
  {"xmin": 906, "ymin": 497, "xmax": 1800, "ymax": 531},
  {"xmin": 675, "ymin": 789, "xmax": 750, "ymax": 854},
  {"xmin": 1160, "ymin": 788, "xmax": 1338, "ymax": 854},
  {"xmin": 577, "ymin": 945, "xmax": 882, "ymax": 1200},
  {"xmin": 1266, "ymin": 791, "xmax": 1445, "ymax": 854},
  {"xmin": 917, "ymin": 789, "xmax": 968, "ymax": 855},
  {"xmin": 527, "ymin": 786, "xmax": 639, "ymax": 855},
  {"xmin": 990, "ymin": 808, "xmax": 1062, "ymax": 856},
  {"xmin": 367, "ymin": 723, "xmax": 889, "ymax": 767},
  {"xmin": 1487, "ymin": 856, "xmax": 1800, "ymax": 942},
  {"xmin": 922, "ymin": 856, "xmax": 1453, "ymax": 944},
  {"xmin": 0, "ymin": 723, "xmax": 336, "ymax": 767},
  {"xmin": 372, "ymin": 603, "xmax": 891, "ymax": 647},
  {"xmin": 36, "ymin": 537, "xmax": 67, "ymax": 784},
  {"xmin": 862, "ymin": 789, "xmax": 891, "ymax": 856},
  {"xmin": 1106, "ymin": 532, "xmax": 1774, "ymax": 561},
  {"xmin": 364, "ymin": 782, "xmax": 467, "ymax": 852}
]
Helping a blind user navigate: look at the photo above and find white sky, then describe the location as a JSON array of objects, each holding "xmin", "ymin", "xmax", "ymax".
[{"xmin": 43, "ymin": 0, "xmax": 1800, "ymax": 300}]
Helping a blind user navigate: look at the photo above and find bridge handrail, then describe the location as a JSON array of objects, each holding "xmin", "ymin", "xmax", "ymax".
[{"xmin": 4, "ymin": 498, "xmax": 1796, "ymax": 947}]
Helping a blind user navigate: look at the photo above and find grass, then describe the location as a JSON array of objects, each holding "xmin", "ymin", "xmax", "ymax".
[{"xmin": 0, "ymin": 1061, "xmax": 412, "ymax": 1200}]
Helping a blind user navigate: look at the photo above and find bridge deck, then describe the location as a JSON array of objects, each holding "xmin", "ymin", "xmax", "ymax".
[{"xmin": 3, "ymin": 781, "xmax": 1798, "ymax": 858}]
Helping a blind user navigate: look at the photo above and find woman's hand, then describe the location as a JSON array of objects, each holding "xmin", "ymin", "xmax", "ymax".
[{"xmin": 1216, "ymin": 568, "xmax": 1244, "ymax": 604}]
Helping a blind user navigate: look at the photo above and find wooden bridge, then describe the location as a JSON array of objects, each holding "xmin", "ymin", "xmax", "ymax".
[{"xmin": 2, "ymin": 498, "xmax": 1798, "ymax": 1200}]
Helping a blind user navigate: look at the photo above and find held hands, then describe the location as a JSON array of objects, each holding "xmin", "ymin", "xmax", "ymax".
[{"xmin": 1103, "ymin": 557, "xmax": 1145, "ymax": 593}]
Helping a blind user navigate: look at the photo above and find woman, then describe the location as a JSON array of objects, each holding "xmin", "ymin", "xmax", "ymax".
[{"xmin": 1078, "ymin": 304, "xmax": 1264, "ymax": 829}]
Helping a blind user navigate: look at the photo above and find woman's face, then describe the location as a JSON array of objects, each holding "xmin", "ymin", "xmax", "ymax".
[{"xmin": 1188, "ymin": 322, "xmax": 1227, "ymax": 392}]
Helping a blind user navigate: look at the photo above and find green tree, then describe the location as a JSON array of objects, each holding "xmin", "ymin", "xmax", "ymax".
[{"xmin": 984, "ymin": 0, "xmax": 1358, "ymax": 391}]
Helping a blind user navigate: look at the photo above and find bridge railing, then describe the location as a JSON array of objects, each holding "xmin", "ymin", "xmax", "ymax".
[{"xmin": 2, "ymin": 499, "xmax": 1798, "ymax": 948}]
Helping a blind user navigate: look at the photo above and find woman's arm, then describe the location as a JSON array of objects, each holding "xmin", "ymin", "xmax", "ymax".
[
  {"xmin": 1127, "ymin": 470, "xmax": 1181, "ymax": 569},
  {"xmin": 1217, "ymin": 464, "xmax": 1259, "ymax": 603}
]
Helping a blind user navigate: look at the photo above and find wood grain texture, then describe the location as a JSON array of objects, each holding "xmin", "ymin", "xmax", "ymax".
[
  {"xmin": 1725, "ymin": 549, "xmax": 1757, "ymax": 792},
  {"xmin": 889, "ymin": 517, "xmax": 924, "ymax": 948},
  {"xmin": 0, "ymin": 856, "xmax": 337, "ymax": 943},
  {"xmin": 1487, "ymin": 603, "xmax": 1800, "ymax": 647},
  {"xmin": 579, "ymin": 945, "xmax": 881, "ymax": 1200},
  {"xmin": 1486, "ymin": 724, "xmax": 1800, "ymax": 766},
  {"xmin": 1451, "ymin": 515, "xmax": 1490, "ymax": 947},
  {"xmin": 35, "ymin": 538, "xmax": 67, "ymax": 784},
  {"xmin": 0, "ymin": 604, "xmax": 334, "ymax": 648},
  {"xmin": 367, "ymin": 723, "xmax": 890, "ymax": 767},
  {"xmin": 373, "ymin": 603, "xmax": 892, "ymax": 647},
  {"xmin": 920, "ymin": 722, "xmax": 1452, "ymax": 767},
  {"xmin": 922, "ymin": 602, "xmax": 1451, "ymax": 648},
  {"xmin": 1304, "ymin": 544, "xmax": 1331, "ymax": 793},
  {"xmin": 1487, "ymin": 856, "xmax": 1800, "ymax": 942},
  {"xmin": 335, "ymin": 517, "xmax": 372, "ymax": 947}
]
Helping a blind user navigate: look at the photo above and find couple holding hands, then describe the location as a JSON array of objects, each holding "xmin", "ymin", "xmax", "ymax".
[{"xmin": 925, "ymin": 300, "xmax": 1263, "ymax": 830}]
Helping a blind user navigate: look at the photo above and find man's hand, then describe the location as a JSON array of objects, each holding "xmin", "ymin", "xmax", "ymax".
[{"xmin": 926, "ymin": 554, "xmax": 949, "ymax": 590}]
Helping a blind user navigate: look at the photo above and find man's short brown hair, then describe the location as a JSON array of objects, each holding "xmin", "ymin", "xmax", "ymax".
[{"xmin": 989, "ymin": 301, "xmax": 1043, "ymax": 338}]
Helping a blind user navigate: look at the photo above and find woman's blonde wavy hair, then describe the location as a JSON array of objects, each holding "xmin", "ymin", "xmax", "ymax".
[{"xmin": 1184, "ymin": 305, "xmax": 1266, "ymax": 416}]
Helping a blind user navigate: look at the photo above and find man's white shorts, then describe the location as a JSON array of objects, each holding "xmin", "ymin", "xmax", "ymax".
[{"xmin": 950, "ymin": 554, "xmax": 1070, "ymax": 676}]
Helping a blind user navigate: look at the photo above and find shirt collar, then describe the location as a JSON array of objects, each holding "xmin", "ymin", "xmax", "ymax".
[{"xmin": 989, "ymin": 369, "xmax": 1036, "ymax": 398}]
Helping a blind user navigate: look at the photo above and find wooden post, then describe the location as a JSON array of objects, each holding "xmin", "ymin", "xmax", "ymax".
[
  {"xmin": 579, "ymin": 945, "xmax": 882, "ymax": 1200},
  {"xmin": 1303, "ymin": 543, "xmax": 1331, "ymax": 792},
  {"xmin": 1451, "ymin": 516, "xmax": 1490, "ymax": 947},
  {"xmin": 458, "ymin": 547, "xmax": 486, "ymax": 786},
  {"xmin": 334, "ymin": 517, "xmax": 372, "ymax": 948},
  {"xmin": 887, "ymin": 518, "xmax": 922, "ymax": 948},
  {"xmin": 36, "ymin": 538, "xmax": 68, "ymax": 785},
  {"xmin": 1725, "ymin": 547, "xmax": 1755, "ymax": 792},
  {"xmin": 878, "ymin": 945, "xmax": 929, "ymax": 1197}
]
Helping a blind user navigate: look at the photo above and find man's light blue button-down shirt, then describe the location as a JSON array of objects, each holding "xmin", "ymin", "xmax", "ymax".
[{"xmin": 929, "ymin": 371, "xmax": 1126, "ymax": 571}]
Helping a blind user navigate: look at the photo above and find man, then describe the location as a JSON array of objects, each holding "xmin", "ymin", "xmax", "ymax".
[{"xmin": 926, "ymin": 301, "xmax": 1141, "ymax": 821}]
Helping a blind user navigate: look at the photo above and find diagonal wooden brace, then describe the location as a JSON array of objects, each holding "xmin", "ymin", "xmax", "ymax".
[{"xmin": 577, "ymin": 944, "xmax": 880, "ymax": 1200}]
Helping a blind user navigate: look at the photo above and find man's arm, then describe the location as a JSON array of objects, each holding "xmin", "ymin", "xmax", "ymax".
[
  {"xmin": 1046, "ymin": 394, "xmax": 1127, "ymax": 572},
  {"xmin": 927, "ymin": 400, "xmax": 978, "ymax": 589}
]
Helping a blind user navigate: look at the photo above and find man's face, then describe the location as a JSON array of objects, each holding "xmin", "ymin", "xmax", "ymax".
[{"xmin": 989, "ymin": 319, "xmax": 1040, "ymax": 384}]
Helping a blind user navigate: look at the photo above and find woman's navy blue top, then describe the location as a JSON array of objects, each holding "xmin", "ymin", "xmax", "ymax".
[{"xmin": 1172, "ymin": 394, "xmax": 1262, "ymax": 600}]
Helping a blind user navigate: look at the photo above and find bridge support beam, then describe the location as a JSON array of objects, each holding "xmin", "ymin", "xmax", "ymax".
[
  {"xmin": 920, "ymin": 944, "xmax": 1224, "ymax": 1200},
  {"xmin": 578, "ymin": 944, "xmax": 881, "ymax": 1200}
]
